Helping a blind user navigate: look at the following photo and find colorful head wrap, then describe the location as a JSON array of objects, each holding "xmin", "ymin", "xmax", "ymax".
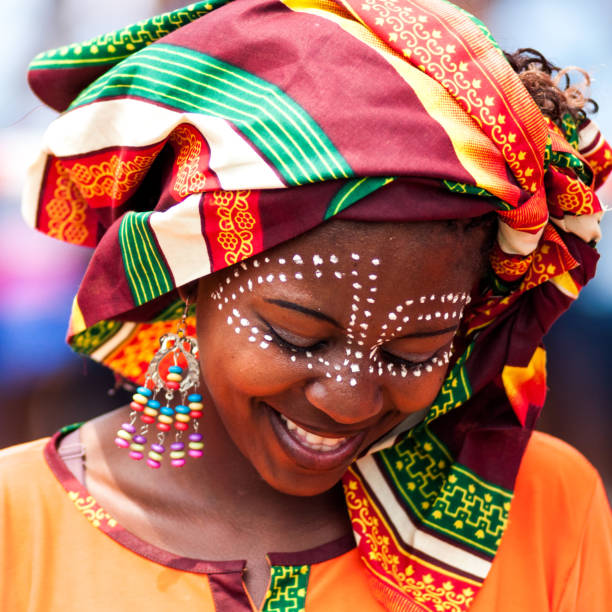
[{"xmin": 23, "ymin": 0, "xmax": 611, "ymax": 609}]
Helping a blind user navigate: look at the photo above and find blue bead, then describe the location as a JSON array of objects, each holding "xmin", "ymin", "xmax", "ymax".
[
  {"xmin": 188, "ymin": 393, "xmax": 202, "ymax": 402},
  {"xmin": 161, "ymin": 406, "xmax": 174, "ymax": 416},
  {"xmin": 168, "ymin": 365, "xmax": 183, "ymax": 374},
  {"xmin": 175, "ymin": 405, "xmax": 190, "ymax": 414},
  {"xmin": 147, "ymin": 399, "xmax": 161, "ymax": 409},
  {"xmin": 136, "ymin": 386, "xmax": 152, "ymax": 397}
]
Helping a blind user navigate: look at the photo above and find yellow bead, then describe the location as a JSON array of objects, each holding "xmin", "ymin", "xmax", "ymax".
[
  {"xmin": 188, "ymin": 402, "xmax": 204, "ymax": 411},
  {"xmin": 130, "ymin": 443, "xmax": 145, "ymax": 452},
  {"xmin": 189, "ymin": 441, "xmax": 204, "ymax": 450},
  {"xmin": 144, "ymin": 407, "xmax": 159, "ymax": 417},
  {"xmin": 158, "ymin": 414, "xmax": 173, "ymax": 425},
  {"xmin": 148, "ymin": 450, "xmax": 163, "ymax": 462},
  {"xmin": 175, "ymin": 413, "xmax": 191, "ymax": 423},
  {"xmin": 170, "ymin": 451, "xmax": 185, "ymax": 459},
  {"xmin": 117, "ymin": 429, "xmax": 132, "ymax": 441},
  {"xmin": 166, "ymin": 373, "xmax": 183, "ymax": 382},
  {"xmin": 132, "ymin": 393, "xmax": 149, "ymax": 405}
]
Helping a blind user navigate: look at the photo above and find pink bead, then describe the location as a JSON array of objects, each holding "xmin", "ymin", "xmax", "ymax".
[
  {"xmin": 147, "ymin": 458, "xmax": 161, "ymax": 469},
  {"xmin": 129, "ymin": 451, "xmax": 144, "ymax": 461},
  {"xmin": 171, "ymin": 459, "xmax": 186, "ymax": 467},
  {"xmin": 114, "ymin": 437, "xmax": 129, "ymax": 448},
  {"xmin": 188, "ymin": 449, "xmax": 203, "ymax": 458}
]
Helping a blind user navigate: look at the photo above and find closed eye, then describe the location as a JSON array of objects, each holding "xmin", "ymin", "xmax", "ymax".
[
  {"xmin": 379, "ymin": 346, "xmax": 448, "ymax": 371},
  {"xmin": 260, "ymin": 319, "xmax": 327, "ymax": 353}
]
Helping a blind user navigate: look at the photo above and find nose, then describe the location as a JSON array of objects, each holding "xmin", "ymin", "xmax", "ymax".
[{"xmin": 303, "ymin": 373, "xmax": 384, "ymax": 425}]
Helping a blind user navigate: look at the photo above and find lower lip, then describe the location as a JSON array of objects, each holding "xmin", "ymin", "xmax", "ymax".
[{"xmin": 266, "ymin": 404, "xmax": 366, "ymax": 471}]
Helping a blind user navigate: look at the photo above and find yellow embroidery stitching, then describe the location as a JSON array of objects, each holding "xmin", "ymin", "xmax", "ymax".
[
  {"xmin": 170, "ymin": 125, "xmax": 208, "ymax": 198},
  {"xmin": 345, "ymin": 475, "xmax": 476, "ymax": 611},
  {"xmin": 68, "ymin": 154, "xmax": 156, "ymax": 201},
  {"xmin": 212, "ymin": 190, "xmax": 257, "ymax": 265},
  {"xmin": 46, "ymin": 160, "xmax": 90, "ymax": 245},
  {"xmin": 68, "ymin": 491, "xmax": 117, "ymax": 529}
]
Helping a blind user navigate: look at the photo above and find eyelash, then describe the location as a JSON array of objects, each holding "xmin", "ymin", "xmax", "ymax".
[
  {"xmin": 262, "ymin": 322, "xmax": 327, "ymax": 354},
  {"xmin": 262, "ymin": 321, "xmax": 445, "ymax": 371},
  {"xmin": 379, "ymin": 348, "xmax": 440, "ymax": 370}
]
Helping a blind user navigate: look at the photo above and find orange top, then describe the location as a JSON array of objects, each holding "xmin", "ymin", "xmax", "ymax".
[{"xmin": 0, "ymin": 431, "xmax": 609, "ymax": 611}]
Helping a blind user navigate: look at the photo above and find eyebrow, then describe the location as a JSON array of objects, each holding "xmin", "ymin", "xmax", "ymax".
[
  {"xmin": 264, "ymin": 299, "xmax": 459, "ymax": 338},
  {"xmin": 264, "ymin": 299, "xmax": 343, "ymax": 328}
]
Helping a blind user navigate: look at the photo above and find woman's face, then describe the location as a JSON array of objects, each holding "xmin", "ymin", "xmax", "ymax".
[{"xmin": 196, "ymin": 220, "xmax": 490, "ymax": 495}]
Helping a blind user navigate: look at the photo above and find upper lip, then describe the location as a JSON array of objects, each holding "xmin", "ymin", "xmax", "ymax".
[{"xmin": 262, "ymin": 402, "xmax": 382, "ymax": 438}]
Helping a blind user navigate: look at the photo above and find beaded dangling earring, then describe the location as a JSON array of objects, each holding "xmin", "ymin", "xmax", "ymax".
[{"xmin": 114, "ymin": 299, "xmax": 204, "ymax": 468}]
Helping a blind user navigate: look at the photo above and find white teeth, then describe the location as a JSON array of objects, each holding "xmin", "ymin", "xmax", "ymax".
[{"xmin": 279, "ymin": 415, "xmax": 348, "ymax": 451}]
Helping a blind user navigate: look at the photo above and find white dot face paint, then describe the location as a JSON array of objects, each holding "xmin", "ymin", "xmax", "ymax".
[{"xmin": 215, "ymin": 251, "xmax": 468, "ymax": 385}]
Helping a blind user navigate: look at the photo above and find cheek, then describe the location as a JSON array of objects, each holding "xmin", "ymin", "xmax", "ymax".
[
  {"xmin": 198, "ymin": 323, "xmax": 302, "ymax": 398},
  {"xmin": 388, "ymin": 366, "xmax": 448, "ymax": 415}
]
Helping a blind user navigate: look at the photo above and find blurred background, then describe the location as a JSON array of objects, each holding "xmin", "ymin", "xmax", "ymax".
[{"xmin": 0, "ymin": 0, "xmax": 610, "ymax": 497}]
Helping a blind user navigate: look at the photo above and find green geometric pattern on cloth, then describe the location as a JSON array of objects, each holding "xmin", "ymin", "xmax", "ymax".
[
  {"xmin": 377, "ymin": 425, "xmax": 512, "ymax": 556},
  {"xmin": 561, "ymin": 113, "xmax": 580, "ymax": 148},
  {"xmin": 424, "ymin": 342, "xmax": 473, "ymax": 425},
  {"xmin": 550, "ymin": 150, "xmax": 592, "ymax": 185},
  {"xmin": 70, "ymin": 319, "xmax": 123, "ymax": 355},
  {"xmin": 324, "ymin": 177, "xmax": 395, "ymax": 219},
  {"xmin": 442, "ymin": 180, "xmax": 512, "ymax": 211},
  {"xmin": 69, "ymin": 44, "xmax": 353, "ymax": 187},
  {"xmin": 119, "ymin": 212, "xmax": 173, "ymax": 306},
  {"xmin": 262, "ymin": 565, "xmax": 309, "ymax": 612},
  {"xmin": 28, "ymin": 1, "xmax": 229, "ymax": 70}
]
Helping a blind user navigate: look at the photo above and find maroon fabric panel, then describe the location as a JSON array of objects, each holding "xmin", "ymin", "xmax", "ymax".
[
  {"xmin": 257, "ymin": 181, "xmax": 339, "ymax": 251},
  {"xmin": 337, "ymin": 179, "xmax": 494, "ymax": 222},
  {"xmin": 208, "ymin": 573, "xmax": 253, "ymax": 612},
  {"xmin": 162, "ymin": 0, "xmax": 476, "ymax": 184},
  {"xmin": 78, "ymin": 218, "xmax": 135, "ymax": 327},
  {"xmin": 257, "ymin": 178, "xmax": 494, "ymax": 259},
  {"xmin": 429, "ymin": 388, "xmax": 530, "ymax": 491},
  {"xmin": 28, "ymin": 65, "xmax": 110, "ymax": 112}
]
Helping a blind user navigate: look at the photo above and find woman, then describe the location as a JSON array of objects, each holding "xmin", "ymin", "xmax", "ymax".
[{"xmin": 2, "ymin": 0, "xmax": 611, "ymax": 610}]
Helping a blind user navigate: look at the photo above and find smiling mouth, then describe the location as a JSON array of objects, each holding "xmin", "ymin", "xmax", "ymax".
[
  {"xmin": 265, "ymin": 403, "xmax": 367, "ymax": 471},
  {"xmin": 279, "ymin": 414, "xmax": 348, "ymax": 452}
]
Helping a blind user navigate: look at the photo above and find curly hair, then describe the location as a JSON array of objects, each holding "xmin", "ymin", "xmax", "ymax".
[{"xmin": 504, "ymin": 47, "xmax": 598, "ymax": 127}]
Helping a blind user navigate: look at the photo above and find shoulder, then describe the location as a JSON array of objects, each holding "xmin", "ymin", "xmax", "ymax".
[
  {"xmin": 0, "ymin": 437, "xmax": 50, "ymax": 482},
  {"xmin": 0, "ymin": 437, "xmax": 60, "ymax": 510},
  {"xmin": 510, "ymin": 431, "xmax": 610, "ymax": 577},
  {"xmin": 516, "ymin": 430, "xmax": 602, "ymax": 501}
]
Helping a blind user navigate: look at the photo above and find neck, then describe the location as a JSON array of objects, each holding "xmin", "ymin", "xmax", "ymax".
[{"xmin": 87, "ymin": 406, "xmax": 351, "ymax": 548}]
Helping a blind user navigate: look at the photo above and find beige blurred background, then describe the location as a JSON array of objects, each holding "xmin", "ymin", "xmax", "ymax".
[{"xmin": 0, "ymin": 0, "xmax": 610, "ymax": 497}]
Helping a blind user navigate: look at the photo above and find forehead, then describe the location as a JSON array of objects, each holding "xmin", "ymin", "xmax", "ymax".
[
  {"xmin": 206, "ymin": 220, "xmax": 486, "ymax": 314},
  {"xmin": 247, "ymin": 220, "xmax": 481, "ymax": 296}
]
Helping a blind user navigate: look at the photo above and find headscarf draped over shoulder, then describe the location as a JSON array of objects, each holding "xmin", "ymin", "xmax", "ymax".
[{"xmin": 23, "ymin": 1, "xmax": 611, "ymax": 609}]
